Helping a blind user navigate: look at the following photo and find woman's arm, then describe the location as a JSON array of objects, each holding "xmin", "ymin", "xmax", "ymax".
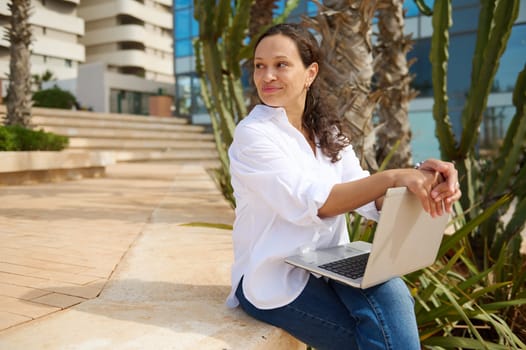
[{"xmin": 318, "ymin": 168, "xmax": 441, "ymax": 218}]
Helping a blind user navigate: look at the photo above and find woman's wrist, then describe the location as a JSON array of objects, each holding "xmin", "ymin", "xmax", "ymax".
[{"xmin": 389, "ymin": 168, "xmax": 414, "ymax": 188}]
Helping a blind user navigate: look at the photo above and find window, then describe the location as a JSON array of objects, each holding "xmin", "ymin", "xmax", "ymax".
[
  {"xmin": 494, "ymin": 24, "xmax": 526, "ymax": 93},
  {"xmin": 175, "ymin": 8, "xmax": 192, "ymax": 38},
  {"xmin": 453, "ymin": 0, "xmax": 479, "ymax": 8},
  {"xmin": 448, "ymin": 32, "xmax": 477, "ymax": 108},
  {"xmin": 176, "ymin": 74, "xmax": 192, "ymax": 116},
  {"xmin": 404, "ymin": 1, "xmax": 422, "ymax": 18},
  {"xmin": 174, "ymin": 5, "xmax": 198, "ymax": 58},
  {"xmin": 409, "ymin": 111, "xmax": 441, "ymax": 161},
  {"xmin": 175, "ymin": 73, "xmax": 206, "ymax": 116},
  {"xmin": 408, "ymin": 38, "xmax": 432, "ymax": 97},
  {"xmin": 451, "ymin": 6, "xmax": 480, "ymax": 34},
  {"xmin": 480, "ymin": 106, "xmax": 515, "ymax": 154},
  {"xmin": 175, "ymin": 39, "xmax": 192, "ymax": 57},
  {"xmin": 175, "ymin": 0, "xmax": 191, "ymax": 10}
]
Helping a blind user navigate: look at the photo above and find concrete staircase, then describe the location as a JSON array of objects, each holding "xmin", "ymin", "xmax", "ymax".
[{"xmin": 1, "ymin": 105, "xmax": 218, "ymax": 165}]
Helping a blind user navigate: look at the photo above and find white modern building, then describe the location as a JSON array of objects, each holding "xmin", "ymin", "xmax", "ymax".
[
  {"xmin": 77, "ymin": 0, "xmax": 174, "ymax": 114},
  {"xmin": 0, "ymin": 0, "xmax": 84, "ymax": 83},
  {"xmin": 1, "ymin": 0, "xmax": 175, "ymax": 116}
]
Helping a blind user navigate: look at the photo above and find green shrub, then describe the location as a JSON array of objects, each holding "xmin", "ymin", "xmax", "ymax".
[
  {"xmin": 32, "ymin": 86, "xmax": 77, "ymax": 109},
  {"xmin": 0, "ymin": 126, "xmax": 17, "ymax": 151},
  {"xmin": 0, "ymin": 125, "xmax": 69, "ymax": 151}
]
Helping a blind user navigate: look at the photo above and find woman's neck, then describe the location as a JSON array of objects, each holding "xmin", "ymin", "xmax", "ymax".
[
  {"xmin": 285, "ymin": 106, "xmax": 305, "ymax": 133},
  {"xmin": 285, "ymin": 107, "xmax": 316, "ymax": 155}
]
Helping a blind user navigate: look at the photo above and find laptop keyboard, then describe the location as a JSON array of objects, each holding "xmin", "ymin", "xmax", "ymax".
[{"xmin": 319, "ymin": 253, "xmax": 370, "ymax": 280}]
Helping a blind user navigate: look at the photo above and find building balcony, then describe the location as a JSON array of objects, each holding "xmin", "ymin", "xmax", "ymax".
[
  {"xmin": 31, "ymin": 6, "xmax": 84, "ymax": 36},
  {"xmin": 0, "ymin": 36, "xmax": 8, "ymax": 49},
  {"xmin": 79, "ymin": 0, "xmax": 171, "ymax": 30},
  {"xmin": 86, "ymin": 50, "xmax": 172, "ymax": 77},
  {"xmin": 32, "ymin": 36, "xmax": 85, "ymax": 62},
  {"xmin": 154, "ymin": 0, "xmax": 173, "ymax": 8},
  {"xmin": 0, "ymin": 2, "xmax": 8, "ymax": 16},
  {"xmin": 0, "ymin": 59, "xmax": 8, "ymax": 79},
  {"xmin": 81, "ymin": 25, "xmax": 172, "ymax": 53}
]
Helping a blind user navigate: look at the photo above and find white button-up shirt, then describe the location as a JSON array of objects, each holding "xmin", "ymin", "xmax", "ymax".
[{"xmin": 226, "ymin": 105, "xmax": 379, "ymax": 309}]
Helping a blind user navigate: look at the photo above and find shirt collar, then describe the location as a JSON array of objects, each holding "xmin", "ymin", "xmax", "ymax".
[{"xmin": 250, "ymin": 104, "xmax": 287, "ymax": 122}]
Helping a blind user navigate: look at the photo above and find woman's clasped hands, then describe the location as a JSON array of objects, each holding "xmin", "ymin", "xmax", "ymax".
[{"xmin": 401, "ymin": 159, "xmax": 462, "ymax": 218}]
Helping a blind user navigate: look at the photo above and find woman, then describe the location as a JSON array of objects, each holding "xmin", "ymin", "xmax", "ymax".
[{"xmin": 226, "ymin": 23, "xmax": 461, "ymax": 350}]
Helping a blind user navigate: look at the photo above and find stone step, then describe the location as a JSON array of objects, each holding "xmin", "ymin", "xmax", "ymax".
[
  {"xmin": 30, "ymin": 106, "xmax": 190, "ymax": 125},
  {"xmin": 111, "ymin": 149, "xmax": 220, "ymax": 164},
  {"xmin": 32, "ymin": 115, "xmax": 206, "ymax": 133},
  {"xmin": 40, "ymin": 125, "xmax": 214, "ymax": 141},
  {"xmin": 67, "ymin": 138, "xmax": 217, "ymax": 150},
  {"xmin": 0, "ymin": 106, "xmax": 218, "ymax": 165}
]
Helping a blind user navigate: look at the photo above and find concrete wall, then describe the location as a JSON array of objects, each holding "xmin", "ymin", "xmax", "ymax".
[
  {"xmin": 74, "ymin": 62, "xmax": 174, "ymax": 114},
  {"xmin": 77, "ymin": 62, "xmax": 107, "ymax": 112}
]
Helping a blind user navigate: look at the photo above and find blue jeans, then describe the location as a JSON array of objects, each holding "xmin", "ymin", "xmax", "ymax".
[{"xmin": 235, "ymin": 275, "xmax": 420, "ymax": 350}]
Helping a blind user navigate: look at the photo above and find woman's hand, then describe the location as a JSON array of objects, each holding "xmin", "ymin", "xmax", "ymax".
[
  {"xmin": 395, "ymin": 168, "xmax": 443, "ymax": 217},
  {"xmin": 417, "ymin": 159, "xmax": 462, "ymax": 213}
]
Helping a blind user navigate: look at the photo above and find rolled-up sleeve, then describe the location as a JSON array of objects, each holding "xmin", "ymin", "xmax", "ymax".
[{"xmin": 339, "ymin": 145, "xmax": 380, "ymax": 222}]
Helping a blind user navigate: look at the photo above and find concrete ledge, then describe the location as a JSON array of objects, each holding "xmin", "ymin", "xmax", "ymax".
[
  {"xmin": 0, "ymin": 166, "xmax": 106, "ymax": 185},
  {"xmin": 0, "ymin": 151, "xmax": 115, "ymax": 185},
  {"xmin": 0, "ymin": 151, "xmax": 115, "ymax": 173}
]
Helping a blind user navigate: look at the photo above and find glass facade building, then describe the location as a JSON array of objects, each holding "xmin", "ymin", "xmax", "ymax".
[
  {"xmin": 173, "ymin": 0, "xmax": 317, "ymax": 123},
  {"xmin": 405, "ymin": 0, "xmax": 526, "ymax": 160},
  {"xmin": 174, "ymin": 1, "xmax": 526, "ymax": 159}
]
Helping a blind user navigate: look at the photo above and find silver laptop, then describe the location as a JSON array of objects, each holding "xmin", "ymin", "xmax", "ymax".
[{"xmin": 285, "ymin": 187, "xmax": 449, "ymax": 289}]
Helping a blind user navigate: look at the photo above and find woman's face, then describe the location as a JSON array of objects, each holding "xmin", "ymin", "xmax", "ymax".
[{"xmin": 253, "ymin": 34, "xmax": 318, "ymax": 117}]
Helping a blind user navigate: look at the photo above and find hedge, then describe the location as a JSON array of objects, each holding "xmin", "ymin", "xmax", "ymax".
[{"xmin": 0, "ymin": 125, "xmax": 69, "ymax": 151}]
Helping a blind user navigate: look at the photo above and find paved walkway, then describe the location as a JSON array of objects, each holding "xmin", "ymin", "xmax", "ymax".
[
  {"xmin": 0, "ymin": 163, "xmax": 172, "ymax": 329},
  {"xmin": 0, "ymin": 162, "xmax": 303, "ymax": 349}
]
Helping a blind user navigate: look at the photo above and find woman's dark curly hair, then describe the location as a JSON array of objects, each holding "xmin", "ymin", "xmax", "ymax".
[{"xmin": 254, "ymin": 23, "xmax": 351, "ymax": 163}]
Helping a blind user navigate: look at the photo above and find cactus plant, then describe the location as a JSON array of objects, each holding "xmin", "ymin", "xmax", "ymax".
[
  {"xmin": 426, "ymin": 0, "xmax": 526, "ymax": 343},
  {"xmin": 194, "ymin": 0, "xmax": 299, "ymax": 207}
]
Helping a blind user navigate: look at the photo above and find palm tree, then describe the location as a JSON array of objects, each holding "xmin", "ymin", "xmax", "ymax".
[
  {"xmin": 374, "ymin": 0, "xmax": 417, "ymax": 168},
  {"xmin": 194, "ymin": 0, "xmax": 299, "ymax": 206},
  {"xmin": 32, "ymin": 69, "xmax": 56, "ymax": 91},
  {"xmin": 245, "ymin": 0, "xmax": 279, "ymax": 108},
  {"xmin": 304, "ymin": 0, "xmax": 380, "ymax": 170},
  {"xmin": 5, "ymin": 0, "xmax": 33, "ymax": 127}
]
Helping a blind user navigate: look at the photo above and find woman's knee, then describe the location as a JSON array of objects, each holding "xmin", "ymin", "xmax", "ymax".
[
  {"xmin": 330, "ymin": 278, "xmax": 420, "ymax": 350},
  {"xmin": 374, "ymin": 277, "xmax": 415, "ymax": 309}
]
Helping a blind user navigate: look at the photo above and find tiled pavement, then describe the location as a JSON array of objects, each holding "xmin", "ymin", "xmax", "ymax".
[
  {"xmin": 0, "ymin": 162, "xmax": 230, "ymax": 332},
  {"xmin": 0, "ymin": 161, "xmax": 302, "ymax": 350}
]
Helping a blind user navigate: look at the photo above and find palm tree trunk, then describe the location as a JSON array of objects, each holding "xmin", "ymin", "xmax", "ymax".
[
  {"xmin": 246, "ymin": 0, "xmax": 279, "ymax": 108},
  {"xmin": 5, "ymin": 0, "xmax": 33, "ymax": 127},
  {"xmin": 304, "ymin": 0, "xmax": 379, "ymax": 170},
  {"xmin": 374, "ymin": 0, "xmax": 417, "ymax": 168}
]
